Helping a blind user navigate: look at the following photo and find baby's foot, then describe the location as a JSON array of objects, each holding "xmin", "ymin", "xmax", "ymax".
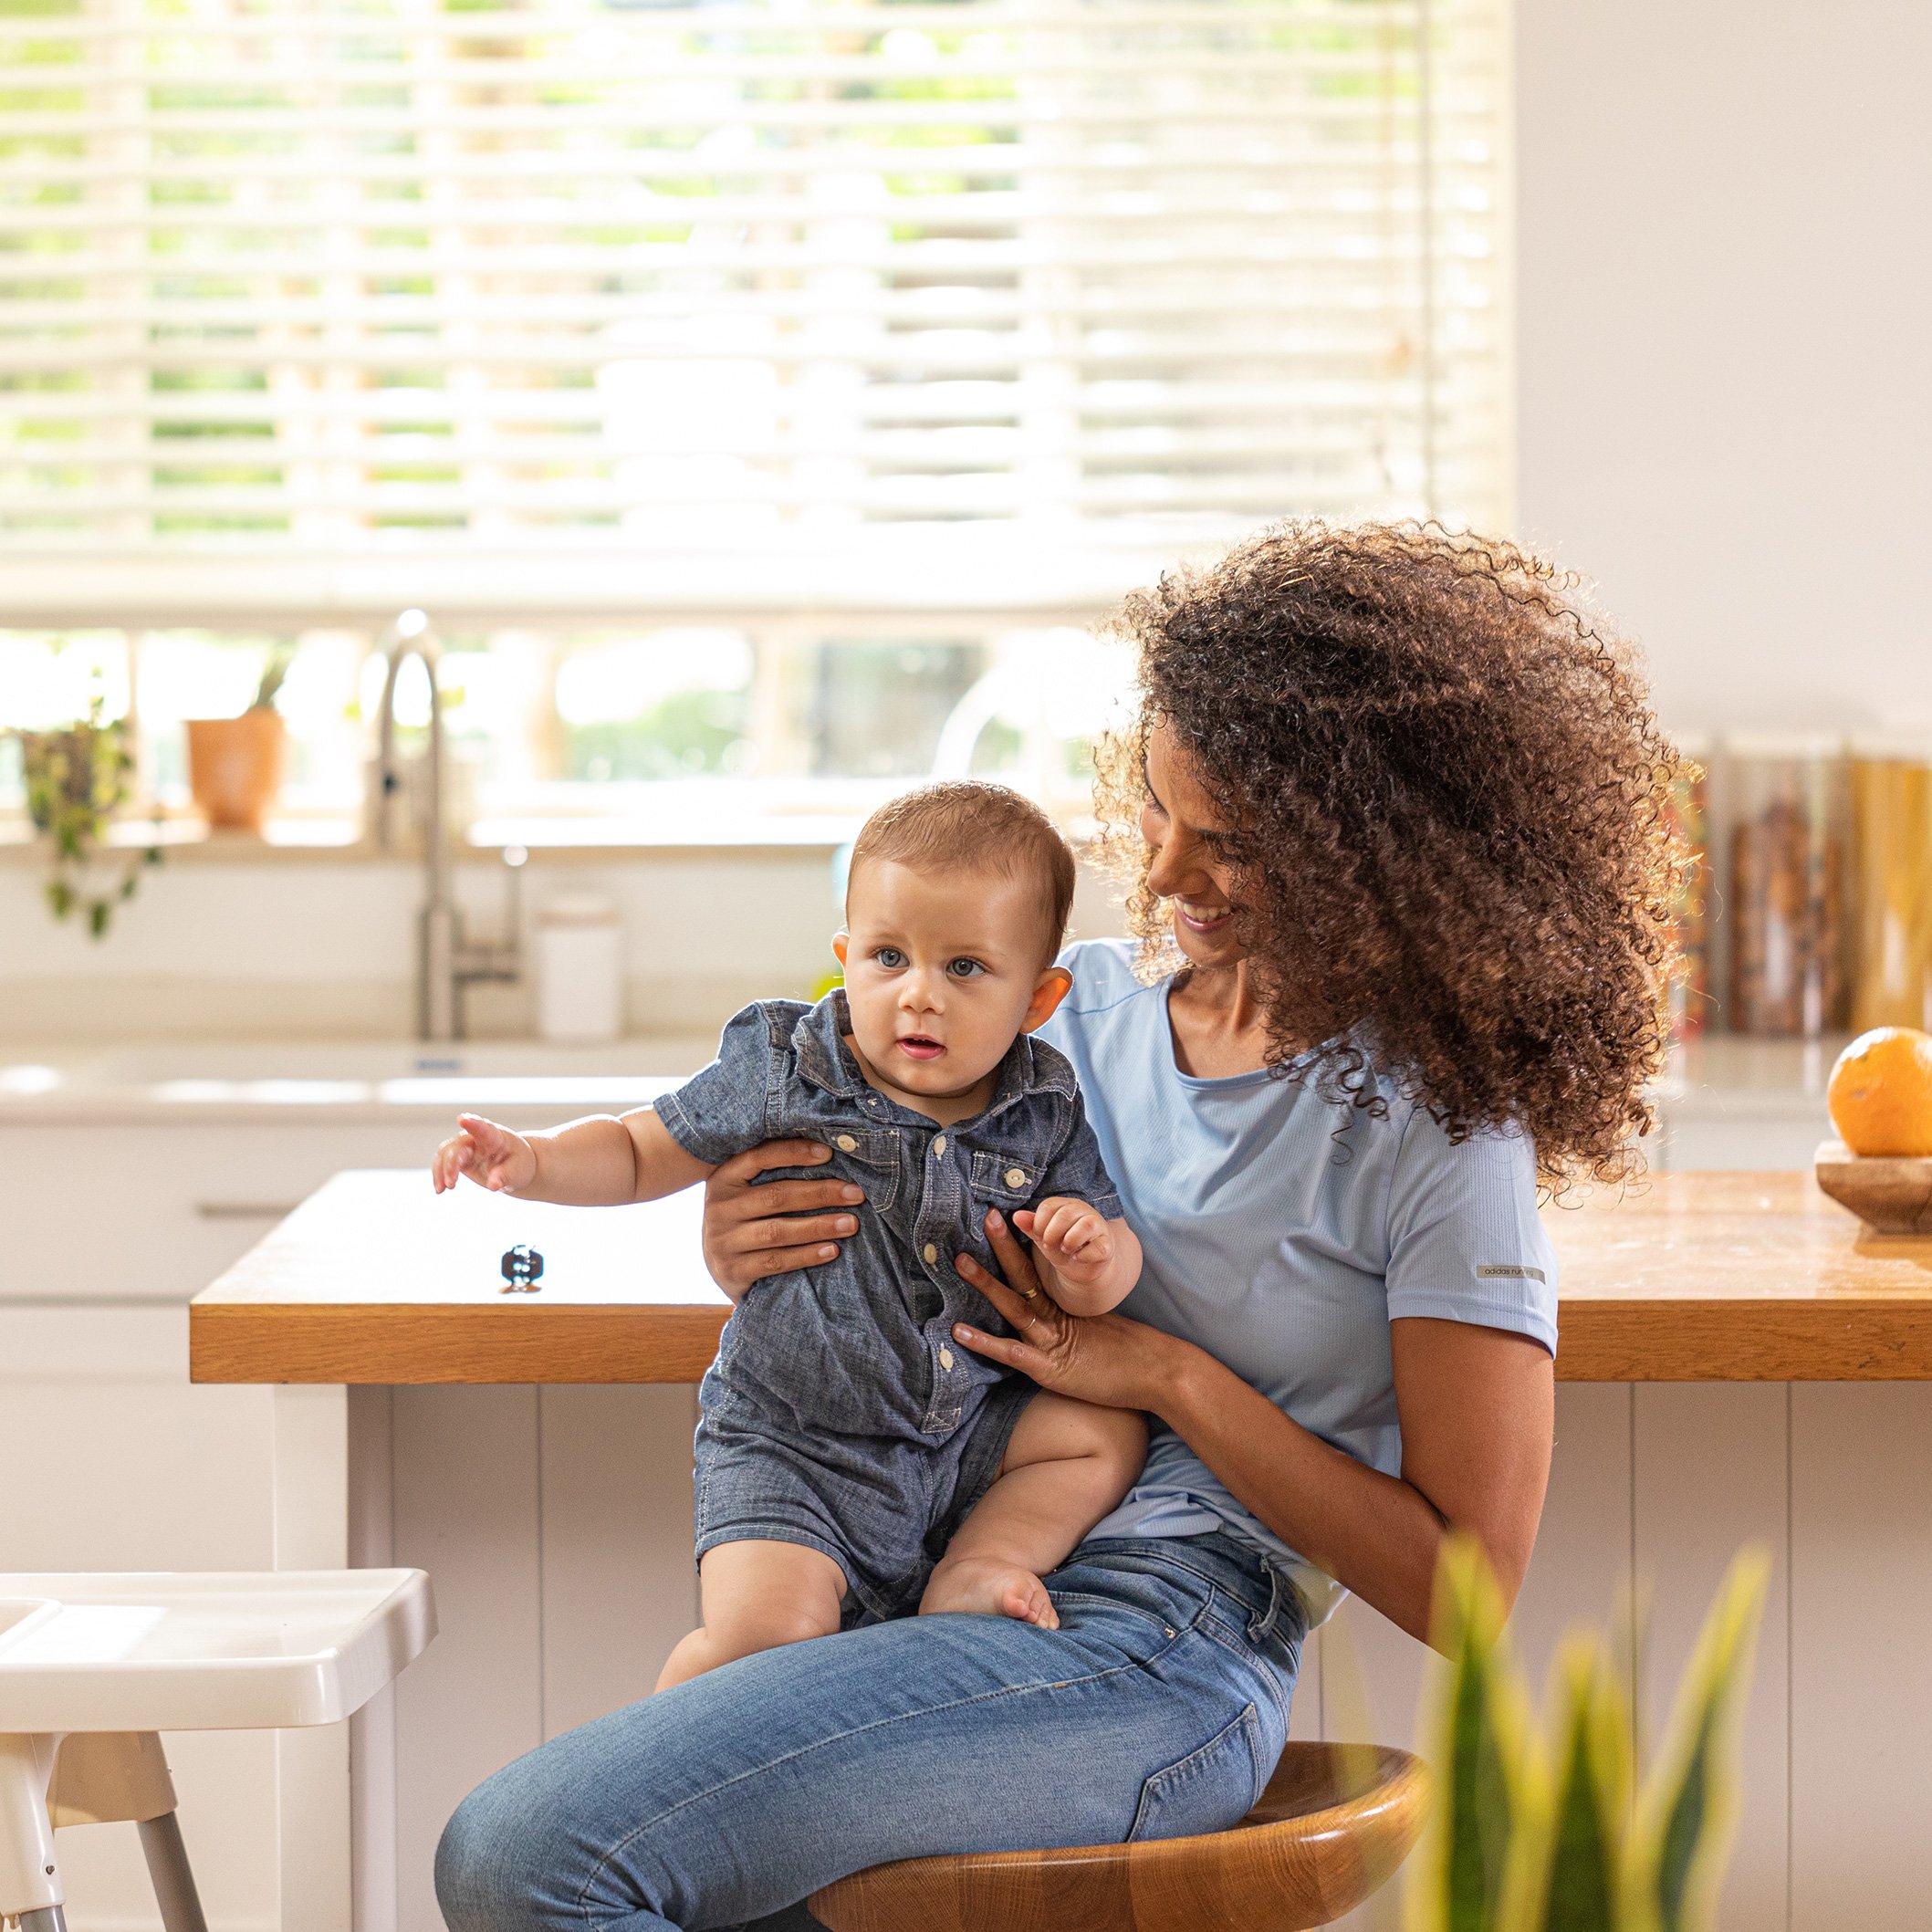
[{"xmin": 920, "ymin": 1555, "xmax": 1060, "ymax": 1628}]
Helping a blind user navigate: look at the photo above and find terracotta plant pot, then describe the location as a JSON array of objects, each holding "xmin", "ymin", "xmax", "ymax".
[{"xmin": 186, "ymin": 709, "xmax": 287, "ymax": 831}]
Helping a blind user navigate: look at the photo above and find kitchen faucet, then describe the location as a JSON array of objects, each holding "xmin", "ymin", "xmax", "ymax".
[{"xmin": 372, "ymin": 609, "xmax": 523, "ymax": 1040}]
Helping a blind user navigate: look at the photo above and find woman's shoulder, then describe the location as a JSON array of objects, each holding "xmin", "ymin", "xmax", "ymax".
[
  {"xmin": 1374, "ymin": 1068, "xmax": 1534, "ymax": 1164},
  {"xmin": 1315, "ymin": 1033, "xmax": 1526, "ymax": 1160},
  {"xmin": 1295, "ymin": 1039, "xmax": 1542, "ymax": 1216},
  {"xmin": 1056, "ymin": 937, "xmax": 1164, "ymax": 1015}
]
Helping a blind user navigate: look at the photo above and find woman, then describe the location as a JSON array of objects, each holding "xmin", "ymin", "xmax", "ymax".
[{"xmin": 437, "ymin": 522, "xmax": 1681, "ymax": 1932}]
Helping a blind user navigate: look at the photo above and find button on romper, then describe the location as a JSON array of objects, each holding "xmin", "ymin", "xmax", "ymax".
[{"xmin": 654, "ymin": 991, "xmax": 1123, "ymax": 1622}]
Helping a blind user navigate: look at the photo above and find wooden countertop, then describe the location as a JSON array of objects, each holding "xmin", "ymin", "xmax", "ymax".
[
  {"xmin": 191, "ymin": 1170, "xmax": 729, "ymax": 1386},
  {"xmin": 1549, "ymin": 1170, "xmax": 1932, "ymax": 1379},
  {"xmin": 188, "ymin": 1169, "xmax": 1932, "ymax": 1387}
]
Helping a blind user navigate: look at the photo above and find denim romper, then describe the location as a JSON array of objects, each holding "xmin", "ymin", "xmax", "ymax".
[{"xmin": 654, "ymin": 991, "xmax": 1123, "ymax": 1622}]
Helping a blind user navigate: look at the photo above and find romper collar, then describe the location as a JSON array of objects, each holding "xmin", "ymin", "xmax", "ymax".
[{"xmin": 792, "ymin": 989, "xmax": 872, "ymax": 1100}]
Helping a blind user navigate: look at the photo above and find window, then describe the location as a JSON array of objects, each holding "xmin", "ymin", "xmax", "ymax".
[
  {"xmin": 0, "ymin": 621, "xmax": 1130, "ymax": 832},
  {"xmin": 1, "ymin": 0, "xmax": 1509, "ymax": 823}
]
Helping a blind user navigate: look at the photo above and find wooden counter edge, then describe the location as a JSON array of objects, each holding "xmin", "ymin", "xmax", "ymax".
[
  {"xmin": 1554, "ymin": 1299, "xmax": 1932, "ymax": 1381},
  {"xmin": 189, "ymin": 1300, "xmax": 729, "ymax": 1384},
  {"xmin": 193, "ymin": 1295, "xmax": 1932, "ymax": 1384}
]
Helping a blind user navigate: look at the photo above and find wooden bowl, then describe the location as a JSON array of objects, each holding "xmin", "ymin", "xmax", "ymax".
[{"xmin": 1814, "ymin": 1139, "xmax": 1932, "ymax": 1235}]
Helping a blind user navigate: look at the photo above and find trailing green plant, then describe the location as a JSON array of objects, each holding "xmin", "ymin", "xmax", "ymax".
[
  {"xmin": 16, "ymin": 684, "xmax": 162, "ymax": 939},
  {"xmin": 1408, "ymin": 1540, "xmax": 1767, "ymax": 1932}
]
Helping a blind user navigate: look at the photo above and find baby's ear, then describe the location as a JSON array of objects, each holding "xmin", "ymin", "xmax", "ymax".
[
  {"xmin": 831, "ymin": 932, "xmax": 850, "ymax": 968},
  {"xmin": 1021, "ymin": 966, "xmax": 1074, "ymax": 1032}
]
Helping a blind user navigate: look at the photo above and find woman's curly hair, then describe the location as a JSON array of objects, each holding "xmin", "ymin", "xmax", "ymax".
[{"xmin": 1093, "ymin": 519, "xmax": 1688, "ymax": 1191}]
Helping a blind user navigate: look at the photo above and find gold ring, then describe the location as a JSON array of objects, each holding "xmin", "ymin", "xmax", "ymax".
[{"xmin": 1017, "ymin": 1286, "xmax": 1041, "ymax": 1303}]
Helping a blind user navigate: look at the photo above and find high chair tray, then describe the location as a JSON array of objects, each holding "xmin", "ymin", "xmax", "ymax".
[{"xmin": 0, "ymin": 1569, "xmax": 434, "ymax": 1733}]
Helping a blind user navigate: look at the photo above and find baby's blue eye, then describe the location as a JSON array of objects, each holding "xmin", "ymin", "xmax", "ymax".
[
  {"xmin": 946, "ymin": 957, "xmax": 986, "ymax": 979},
  {"xmin": 875, "ymin": 946, "xmax": 906, "ymax": 969}
]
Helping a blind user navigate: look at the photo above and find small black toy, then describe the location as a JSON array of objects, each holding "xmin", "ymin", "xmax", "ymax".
[{"xmin": 500, "ymin": 1244, "xmax": 545, "ymax": 1292}]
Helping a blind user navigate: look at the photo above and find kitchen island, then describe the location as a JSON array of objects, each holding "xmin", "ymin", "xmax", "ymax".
[
  {"xmin": 193, "ymin": 1166, "xmax": 1932, "ymax": 1384},
  {"xmin": 191, "ymin": 1168, "xmax": 1932, "ymax": 1932}
]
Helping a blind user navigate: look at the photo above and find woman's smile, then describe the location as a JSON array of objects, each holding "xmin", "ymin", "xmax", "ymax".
[{"xmin": 1175, "ymin": 898, "xmax": 1233, "ymax": 934}]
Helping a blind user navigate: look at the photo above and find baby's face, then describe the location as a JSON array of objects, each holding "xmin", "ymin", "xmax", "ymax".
[{"xmin": 837, "ymin": 859, "xmax": 1060, "ymax": 1103}]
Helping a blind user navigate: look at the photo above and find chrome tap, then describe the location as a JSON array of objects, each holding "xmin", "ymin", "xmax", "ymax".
[{"xmin": 372, "ymin": 610, "xmax": 523, "ymax": 1040}]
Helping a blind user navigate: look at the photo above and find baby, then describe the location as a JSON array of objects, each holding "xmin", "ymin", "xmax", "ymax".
[{"xmin": 434, "ymin": 780, "xmax": 1146, "ymax": 1688}]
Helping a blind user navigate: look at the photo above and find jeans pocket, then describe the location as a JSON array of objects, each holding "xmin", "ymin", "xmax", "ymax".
[
  {"xmin": 1127, "ymin": 1702, "xmax": 1266, "ymax": 1843},
  {"xmin": 1043, "ymin": 1589, "xmax": 1190, "ymax": 1666}
]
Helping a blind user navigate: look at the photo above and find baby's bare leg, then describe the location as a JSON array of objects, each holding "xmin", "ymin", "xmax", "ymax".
[
  {"xmin": 920, "ymin": 1395, "xmax": 1147, "ymax": 1629},
  {"xmin": 655, "ymin": 1539, "xmax": 847, "ymax": 1691}
]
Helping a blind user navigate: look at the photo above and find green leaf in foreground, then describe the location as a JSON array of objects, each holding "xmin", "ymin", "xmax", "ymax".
[{"xmin": 1631, "ymin": 1551, "xmax": 1769, "ymax": 1932}]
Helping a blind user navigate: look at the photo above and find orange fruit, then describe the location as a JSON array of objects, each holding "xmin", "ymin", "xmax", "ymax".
[{"xmin": 1827, "ymin": 1027, "xmax": 1932, "ymax": 1157}]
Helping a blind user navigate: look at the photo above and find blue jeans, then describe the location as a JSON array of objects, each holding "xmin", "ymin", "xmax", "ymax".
[{"xmin": 434, "ymin": 1534, "xmax": 1306, "ymax": 1932}]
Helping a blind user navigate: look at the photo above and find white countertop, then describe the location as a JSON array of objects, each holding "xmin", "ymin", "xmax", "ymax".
[
  {"xmin": 0, "ymin": 1037, "xmax": 714, "ymax": 1125},
  {"xmin": 0, "ymin": 1030, "xmax": 1848, "ymax": 1128},
  {"xmin": 1656, "ymin": 1032, "xmax": 1846, "ymax": 1114}
]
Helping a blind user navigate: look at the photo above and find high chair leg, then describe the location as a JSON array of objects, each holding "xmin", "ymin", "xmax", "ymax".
[
  {"xmin": 0, "ymin": 1731, "xmax": 65, "ymax": 1927},
  {"xmin": 139, "ymin": 1811, "xmax": 210, "ymax": 1932},
  {"xmin": 43, "ymin": 1733, "xmax": 207, "ymax": 1932}
]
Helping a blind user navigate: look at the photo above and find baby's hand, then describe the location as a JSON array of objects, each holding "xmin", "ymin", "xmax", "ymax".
[
  {"xmin": 433, "ymin": 1112, "xmax": 538, "ymax": 1196},
  {"xmin": 1016, "ymin": 1196, "xmax": 1114, "ymax": 1285}
]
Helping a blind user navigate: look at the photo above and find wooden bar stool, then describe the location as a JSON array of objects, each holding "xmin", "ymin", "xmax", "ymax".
[{"xmin": 810, "ymin": 1740, "xmax": 1428, "ymax": 1932}]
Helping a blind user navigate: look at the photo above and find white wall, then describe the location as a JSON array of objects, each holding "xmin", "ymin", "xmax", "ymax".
[
  {"xmin": 0, "ymin": 851, "xmax": 1129, "ymax": 1041},
  {"xmin": 1515, "ymin": 0, "xmax": 1932, "ymax": 733},
  {"xmin": 0, "ymin": 852, "xmax": 832, "ymax": 1039}
]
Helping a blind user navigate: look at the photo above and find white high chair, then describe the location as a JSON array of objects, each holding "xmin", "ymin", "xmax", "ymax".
[{"xmin": 0, "ymin": 1572, "xmax": 434, "ymax": 1932}]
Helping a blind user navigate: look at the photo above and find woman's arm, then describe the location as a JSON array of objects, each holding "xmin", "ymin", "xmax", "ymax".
[
  {"xmin": 954, "ymin": 1214, "xmax": 1552, "ymax": 1645},
  {"xmin": 1154, "ymin": 1316, "xmax": 1551, "ymax": 1638}
]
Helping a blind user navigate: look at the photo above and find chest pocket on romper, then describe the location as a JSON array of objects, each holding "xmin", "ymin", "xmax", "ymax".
[
  {"xmin": 821, "ymin": 1127, "xmax": 901, "ymax": 1213},
  {"xmin": 969, "ymin": 1149, "xmax": 1040, "ymax": 1207}
]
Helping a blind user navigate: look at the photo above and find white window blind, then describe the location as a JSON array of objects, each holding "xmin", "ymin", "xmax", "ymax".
[{"xmin": 0, "ymin": 0, "xmax": 1509, "ymax": 619}]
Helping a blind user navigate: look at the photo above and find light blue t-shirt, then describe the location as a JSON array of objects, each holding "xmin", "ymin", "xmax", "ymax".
[{"xmin": 1037, "ymin": 939, "xmax": 1558, "ymax": 1627}]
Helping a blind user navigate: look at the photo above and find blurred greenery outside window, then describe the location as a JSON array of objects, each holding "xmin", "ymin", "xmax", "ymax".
[{"xmin": 0, "ymin": 628, "xmax": 1125, "ymax": 836}]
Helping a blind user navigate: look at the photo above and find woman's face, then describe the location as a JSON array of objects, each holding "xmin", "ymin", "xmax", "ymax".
[{"xmin": 1140, "ymin": 723, "xmax": 1248, "ymax": 968}]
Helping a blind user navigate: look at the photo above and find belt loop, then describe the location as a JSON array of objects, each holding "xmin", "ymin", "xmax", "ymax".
[{"xmin": 1247, "ymin": 1564, "xmax": 1285, "ymax": 1645}]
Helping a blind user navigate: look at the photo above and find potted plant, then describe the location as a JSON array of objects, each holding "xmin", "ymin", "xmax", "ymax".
[
  {"xmin": 185, "ymin": 644, "xmax": 294, "ymax": 831},
  {"xmin": 1408, "ymin": 1540, "xmax": 1766, "ymax": 1932},
  {"xmin": 17, "ymin": 684, "xmax": 162, "ymax": 938}
]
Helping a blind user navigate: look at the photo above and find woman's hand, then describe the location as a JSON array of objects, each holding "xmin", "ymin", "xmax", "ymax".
[
  {"xmin": 700, "ymin": 1139, "xmax": 866, "ymax": 1304},
  {"xmin": 952, "ymin": 1208, "xmax": 1186, "ymax": 1413}
]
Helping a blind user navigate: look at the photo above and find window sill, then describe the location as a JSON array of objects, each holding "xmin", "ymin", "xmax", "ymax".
[{"xmin": 0, "ymin": 816, "xmax": 856, "ymax": 864}]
